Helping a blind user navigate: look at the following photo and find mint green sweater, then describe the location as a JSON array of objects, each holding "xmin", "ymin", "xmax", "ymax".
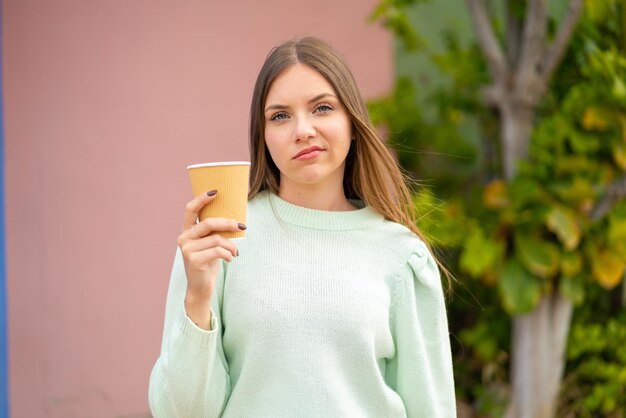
[{"xmin": 149, "ymin": 191, "xmax": 456, "ymax": 417}]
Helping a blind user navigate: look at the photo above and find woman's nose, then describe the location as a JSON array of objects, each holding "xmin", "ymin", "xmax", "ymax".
[{"xmin": 294, "ymin": 116, "xmax": 316, "ymax": 142}]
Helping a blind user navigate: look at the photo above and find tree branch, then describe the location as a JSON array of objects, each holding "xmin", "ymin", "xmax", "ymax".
[
  {"xmin": 515, "ymin": 0, "xmax": 549, "ymax": 103},
  {"xmin": 591, "ymin": 174, "xmax": 626, "ymax": 221},
  {"xmin": 505, "ymin": 0, "xmax": 524, "ymax": 69},
  {"xmin": 465, "ymin": 0, "xmax": 507, "ymax": 84},
  {"xmin": 541, "ymin": 0, "xmax": 584, "ymax": 83}
]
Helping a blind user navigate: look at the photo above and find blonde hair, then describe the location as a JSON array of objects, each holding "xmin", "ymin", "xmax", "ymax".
[{"xmin": 248, "ymin": 37, "xmax": 447, "ymax": 279}]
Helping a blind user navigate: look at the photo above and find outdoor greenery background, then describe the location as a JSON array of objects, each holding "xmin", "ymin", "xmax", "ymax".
[{"xmin": 367, "ymin": 0, "xmax": 626, "ymax": 416}]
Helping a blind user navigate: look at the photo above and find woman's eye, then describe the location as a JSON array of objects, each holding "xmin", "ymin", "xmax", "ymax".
[
  {"xmin": 315, "ymin": 103, "xmax": 333, "ymax": 113},
  {"xmin": 270, "ymin": 112, "xmax": 289, "ymax": 121}
]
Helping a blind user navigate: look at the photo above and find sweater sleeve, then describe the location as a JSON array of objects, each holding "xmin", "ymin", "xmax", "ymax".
[
  {"xmin": 385, "ymin": 240, "xmax": 456, "ymax": 418},
  {"xmin": 148, "ymin": 247, "xmax": 231, "ymax": 418}
]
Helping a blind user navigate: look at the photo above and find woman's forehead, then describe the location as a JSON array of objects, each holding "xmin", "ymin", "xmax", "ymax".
[{"xmin": 266, "ymin": 64, "xmax": 337, "ymax": 102}]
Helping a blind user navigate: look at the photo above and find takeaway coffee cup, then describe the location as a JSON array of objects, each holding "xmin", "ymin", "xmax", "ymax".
[{"xmin": 186, "ymin": 161, "xmax": 251, "ymax": 239}]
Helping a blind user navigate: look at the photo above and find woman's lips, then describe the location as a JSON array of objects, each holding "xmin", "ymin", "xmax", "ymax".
[
  {"xmin": 294, "ymin": 149, "xmax": 323, "ymax": 160},
  {"xmin": 293, "ymin": 146, "xmax": 324, "ymax": 160}
]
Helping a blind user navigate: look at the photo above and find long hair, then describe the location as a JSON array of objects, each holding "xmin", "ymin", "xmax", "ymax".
[{"xmin": 248, "ymin": 37, "xmax": 443, "ymax": 272}]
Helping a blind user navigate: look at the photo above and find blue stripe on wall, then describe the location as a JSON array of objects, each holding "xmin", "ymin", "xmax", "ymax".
[{"xmin": 0, "ymin": 0, "xmax": 10, "ymax": 415}]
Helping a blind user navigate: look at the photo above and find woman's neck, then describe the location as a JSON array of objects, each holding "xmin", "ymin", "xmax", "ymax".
[{"xmin": 277, "ymin": 182, "xmax": 357, "ymax": 212}]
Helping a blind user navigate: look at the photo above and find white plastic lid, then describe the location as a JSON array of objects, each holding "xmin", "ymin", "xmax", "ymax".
[{"xmin": 187, "ymin": 161, "xmax": 251, "ymax": 169}]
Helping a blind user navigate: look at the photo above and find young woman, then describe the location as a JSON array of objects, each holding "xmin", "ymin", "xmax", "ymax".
[{"xmin": 149, "ymin": 37, "xmax": 456, "ymax": 417}]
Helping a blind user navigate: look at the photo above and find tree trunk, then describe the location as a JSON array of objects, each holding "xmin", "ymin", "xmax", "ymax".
[
  {"xmin": 500, "ymin": 99, "xmax": 574, "ymax": 418},
  {"xmin": 506, "ymin": 293, "xmax": 573, "ymax": 418},
  {"xmin": 500, "ymin": 102, "xmax": 534, "ymax": 179}
]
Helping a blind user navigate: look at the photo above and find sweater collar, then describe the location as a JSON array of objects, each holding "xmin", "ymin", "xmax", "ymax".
[{"xmin": 260, "ymin": 191, "xmax": 383, "ymax": 231}]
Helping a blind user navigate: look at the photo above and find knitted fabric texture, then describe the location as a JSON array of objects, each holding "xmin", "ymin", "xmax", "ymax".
[{"xmin": 149, "ymin": 191, "xmax": 456, "ymax": 417}]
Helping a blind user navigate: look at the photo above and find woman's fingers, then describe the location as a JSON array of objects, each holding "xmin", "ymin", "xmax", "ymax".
[
  {"xmin": 189, "ymin": 218, "xmax": 245, "ymax": 240},
  {"xmin": 186, "ymin": 245, "xmax": 237, "ymax": 269},
  {"xmin": 180, "ymin": 234, "xmax": 238, "ymax": 259},
  {"xmin": 176, "ymin": 219, "xmax": 245, "ymax": 247},
  {"xmin": 182, "ymin": 190, "xmax": 218, "ymax": 231},
  {"xmin": 184, "ymin": 245, "xmax": 236, "ymax": 299},
  {"xmin": 177, "ymin": 191, "xmax": 244, "ymax": 304}
]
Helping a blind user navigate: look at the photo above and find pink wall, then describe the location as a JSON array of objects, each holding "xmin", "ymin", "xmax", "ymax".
[{"xmin": 3, "ymin": 1, "xmax": 392, "ymax": 416}]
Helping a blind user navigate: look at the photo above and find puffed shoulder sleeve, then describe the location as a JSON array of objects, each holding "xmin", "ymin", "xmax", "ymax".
[
  {"xmin": 148, "ymin": 247, "xmax": 231, "ymax": 418},
  {"xmin": 385, "ymin": 240, "xmax": 456, "ymax": 418}
]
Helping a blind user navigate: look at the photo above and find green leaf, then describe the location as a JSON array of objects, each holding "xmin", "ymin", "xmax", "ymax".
[
  {"xmin": 585, "ymin": 0, "xmax": 612, "ymax": 23},
  {"xmin": 559, "ymin": 274, "xmax": 586, "ymax": 305},
  {"xmin": 612, "ymin": 76, "xmax": 626, "ymax": 100},
  {"xmin": 589, "ymin": 244, "xmax": 626, "ymax": 289},
  {"xmin": 608, "ymin": 204, "xmax": 626, "ymax": 257},
  {"xmin": 459, "ymin": 227, "xmax": 505, "ymax": 278},
  {"xmin": 515, "ymin": 233, "xmax": 561, "ymax": 279},
  {"xmin": 459, "ymin": 322, "xmax": 500, "ymax": 362},
  {"xmin": 368, "ymin": 2, "xmax": 426, "ymax": 51},
  {"xmin": 554, "ymin": 156, "xmax": 598, "ymax": 175},
  {"xmin": 483, "ymin": 179, "xmax": 509, "ymax": 210},
  {"xmin": 550, "ymin": 177, "xmax": 597, "ymax": 206},
  {"xmin": 561, "ymin": 251, "xmax": 583, "ymax": 276},
  {"xmin": 613, "ymin": 143, "xmax": 626, "ymax": 170},
  {"xmin": 545, "ymin": 205, "xmax": 581, "ymax": 250},
  {"xmin": 509, "ymin": 177, "xmax": 545, "ymax": 209},
  {"xmin": 583, "ymin": 106, "xmax": 612, "ymax": 131},
  {"xmin": 498, "ymin": 259, "xmax": 543, "ymax": 314},
  {"xmin": 368, "ymin": 2, "xmax": 388, "ymax": 21},
  {"xmin": 412, "ymin": 191, "xmax": 469, "ymax": 247},
  {"xmin": 568, "ymin": 131, "xmax": 601, "ymax": 154}
]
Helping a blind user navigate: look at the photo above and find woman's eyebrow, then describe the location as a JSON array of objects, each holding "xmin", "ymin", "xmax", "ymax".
[
  {"xmin": 264, "ymin": 93, "xmax": 338, "ymax": 113},
  {"xmin": 264, "ymin": 103, "xmax": 288, "ymax": 113},
  {"xmin": 307, "ymin": 93, "xmax": 337, "ymax": 103}
]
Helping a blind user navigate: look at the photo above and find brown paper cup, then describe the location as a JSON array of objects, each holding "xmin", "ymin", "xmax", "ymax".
[{"xmin": 187, "ymin": 161, "xmax": 251, "ymax": 239}]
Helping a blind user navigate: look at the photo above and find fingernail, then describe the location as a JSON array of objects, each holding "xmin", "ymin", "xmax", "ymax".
[
  {"xmin": 207, "ymin": 190, "xmax": 217, "ymax": 197},
  {"xmin": 238, "ymin": 223, "xmax": 247, "ymax": 230}
]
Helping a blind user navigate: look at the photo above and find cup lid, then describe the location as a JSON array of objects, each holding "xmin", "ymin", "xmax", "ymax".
[{"xmin": 187, "ymin": 161, "xmax": 251, "ymax": 169}]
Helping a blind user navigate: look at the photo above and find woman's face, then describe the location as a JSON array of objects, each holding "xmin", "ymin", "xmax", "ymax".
[{"xmin": 263, "ymin": 63, "xmax": 352, "ymax": 193}]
